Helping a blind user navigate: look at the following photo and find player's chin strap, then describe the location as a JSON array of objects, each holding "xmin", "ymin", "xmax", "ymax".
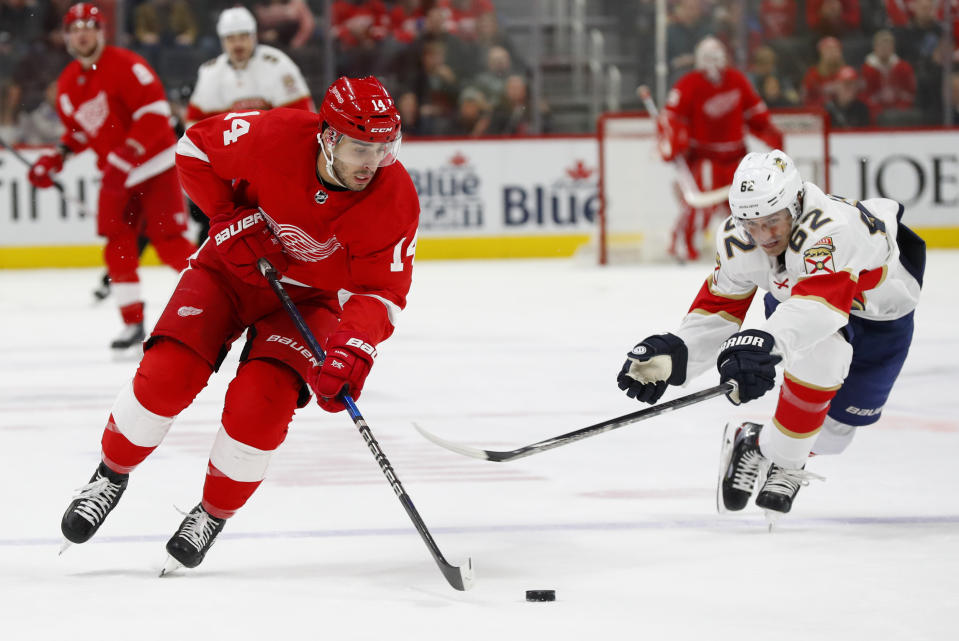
[
  {"xmin": 316, "ymin": 131, "xmax": 347, "ymax": 188},
  {"xmin": 256, "ymin": 257, "xmax": 473, "ymax": 592}
]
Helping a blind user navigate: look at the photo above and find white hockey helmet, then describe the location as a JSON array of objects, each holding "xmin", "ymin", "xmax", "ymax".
[
  {"xmin": 694, "ymin": 36, "xmax": 727, "ymax": 81},
  {"xmin": 728, "ymin": 150, "xmax": 804, "ymax": 221},
  {"xmin": 217, "ymin": 7, "xmax": 257, "ymax": 38}
]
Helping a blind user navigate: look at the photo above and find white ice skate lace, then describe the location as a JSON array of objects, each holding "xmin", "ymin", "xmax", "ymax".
[
  {"xmin": 762, "ymin": 466, "xmax": 825, "ymax": 497},
  {"xmin": 730, "ymin": 449, "xmax": 765, "ymax": 493},
  {"xmin": 72, "ymin": 475, "xmax": 122, "ymax": 526},
  {"xmin": 177, "ymin": 509, "xmax": 220, "ymax": 552}
]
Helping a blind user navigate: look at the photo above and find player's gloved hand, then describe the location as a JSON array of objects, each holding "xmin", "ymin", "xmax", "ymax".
[
  {"xmin": 617, "ymin": 333, "xmax": 688, "ymax": 404},
  {"xmin": 27, "ymin": 152, "xmax": 64, "ymax": 189},
  {"xmin": 101, "ymin": 142, "xmax": 143, "ymax": 190},
  {"xmin": 209, "ymin": 206, "xmax": 289, "ymax": 285},
  {"xmin": 308, "ymin": 332, "xmax": 376, "ymax": 413},
  {"xmin": 716, "ymin": 329, "xmax": 782, "ymax": 405}
]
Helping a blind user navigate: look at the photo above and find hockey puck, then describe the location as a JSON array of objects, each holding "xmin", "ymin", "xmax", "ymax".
[{"xmin": 525, "ymin": 589, "xmax": 556, "ymax": 602}]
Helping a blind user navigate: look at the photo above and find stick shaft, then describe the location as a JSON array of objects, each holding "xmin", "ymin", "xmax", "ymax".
[{"xmin": 256, "ymin": 258, "xmax": 472, "ymax": 591}]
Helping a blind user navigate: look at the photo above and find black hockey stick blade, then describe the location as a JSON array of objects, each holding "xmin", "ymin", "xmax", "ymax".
[{"xmin": 415, "ymin": 383, "xmax": 734, "ymax": 463}]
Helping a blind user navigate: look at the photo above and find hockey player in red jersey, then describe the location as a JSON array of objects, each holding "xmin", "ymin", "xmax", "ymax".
[
  {"xmin": 26, "ymin": 3, "xmax": 196, "ymax": 352},
  {"xmin": 59, "ymin": 76, "xmax": 420, "ymax": 573},
  {"xmin": 617, "ymin": 150, "xmax": 924, "ymax": 523},
  {"xmin": 656, "ymin": 36, "xmax": 784, "ymax": 261}
]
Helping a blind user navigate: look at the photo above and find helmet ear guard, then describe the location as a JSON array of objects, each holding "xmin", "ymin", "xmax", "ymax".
[{"xmin": 728, "ymin": 150, "xmax": 804, "ymax": 223}]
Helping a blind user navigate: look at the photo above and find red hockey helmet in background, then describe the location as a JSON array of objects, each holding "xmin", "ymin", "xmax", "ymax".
[
  {"xmin": 321, "ymin": 76, "xmax": 401, "ymax": 144},
  {"xmin": 63, "ymin": 3, "xmax": 103, "ymax": 29}
]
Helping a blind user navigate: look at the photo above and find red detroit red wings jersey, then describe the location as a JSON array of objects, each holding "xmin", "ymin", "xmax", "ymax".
[
  {"xmin": 664, "ymin": 68, "xmax": 775, "ymax": 162},
  {"xmin": 176, "ymin": 108, "xmax": 420, "ymax": 345},
  {"xmin": 56, "ymin": 46, "xmax": 177, "ymax": 183}
]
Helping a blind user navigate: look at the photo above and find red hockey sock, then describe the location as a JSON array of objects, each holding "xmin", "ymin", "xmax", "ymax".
[
  {"xmin": 773, "ymin": 375, "xmax": 838, "ymax": 438},
  {"xmin": 201, "ymin": 359, "xmax": 300, "ymax": 518},
  {"xmin": 100, "ymin": 339, "xmax": 212, "ymax": 474},
  {"xmin": 151, "ymin": 233, "xmax": 195, "ymax": 271}
]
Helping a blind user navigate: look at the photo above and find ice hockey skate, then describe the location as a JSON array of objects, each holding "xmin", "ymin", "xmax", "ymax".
[
  {"xmin": 92, "ymin": 272, "xmax": 111, "ymax": 303},
  {"xmin": 60, "ymin": 462, "xmax": 129, "ymax": 552},
  {"xmin": 716, "ymin": 421, "xmax": 768, "ymax": 513},
  {"xmin": 160, "ymin": 504, "xmax": 227, "ymax": 575},
  {"xmin": 110, "ymin": 322, "xmax": 145, "ymax": 356},
  {"xmin": 757, "ymin": 463, "xmax": 825, "ymax": 527}
]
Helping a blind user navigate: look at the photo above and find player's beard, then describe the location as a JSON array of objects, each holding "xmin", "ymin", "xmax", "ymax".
[{"xmin": 331, "ymin": 157, "xmax": 375, "ymax": 192}]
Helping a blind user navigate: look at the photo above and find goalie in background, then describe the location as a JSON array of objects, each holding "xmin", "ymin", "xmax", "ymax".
[
  {"xmin": 617, "ymin": 150, "xmax": 924, "ymax": 523},
  {"xmin": 656, "ymin": 36, "xmax": 784, "ymax": 261}
]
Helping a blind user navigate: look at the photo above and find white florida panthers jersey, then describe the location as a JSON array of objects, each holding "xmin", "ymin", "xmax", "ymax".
[
  {"xmin": 674, "ymin": 182, "xmax": 922, "ymax": 377},
  {"xmin": 186, "ymin": 44, "xmax": 313, "ymax": 123}
]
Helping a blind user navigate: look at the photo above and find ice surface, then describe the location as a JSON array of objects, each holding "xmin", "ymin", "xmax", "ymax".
[{"xmin": 1, "ymin": 253, "xmax": 957, "ymax": 640}]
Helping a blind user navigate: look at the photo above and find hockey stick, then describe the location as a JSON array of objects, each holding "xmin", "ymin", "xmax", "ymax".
[
  {"xmin": 636, "ymin": 86, "xmax": 730, "ymax": 208},
  {"xmin": 414, "ymin": 382, "xmax": 733, "ymax": 463},
  {"xmin": 257, "ymin": 258, "xmax": 474, "ymax": 592},
  {"xmin": 0, "ymin": 136, "xmax": 91, "ymax": 216}
]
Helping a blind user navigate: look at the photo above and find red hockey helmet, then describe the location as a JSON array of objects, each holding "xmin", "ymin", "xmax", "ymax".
[
  {"xmin": 321, "ymin": 76, "xmax": 401, "ymax": 144},
  {"xmin": 63, "ymin": 3, "xmax": 103, "ymax": 29}
]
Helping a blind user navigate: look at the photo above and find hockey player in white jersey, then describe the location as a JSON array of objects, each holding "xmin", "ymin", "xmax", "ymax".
[
  {"xmin": 185, "ymin": 6, "xmax": 314, "ymax": 126},
  {"xmin": 616, "ymin": 150, "xmax": 925, "ymax": 520}
]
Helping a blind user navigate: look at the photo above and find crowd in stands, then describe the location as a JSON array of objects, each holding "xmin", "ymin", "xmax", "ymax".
[
  {"xmin": 1, "ymin": 0, "xmax": 957, "ymax": 147},
  {"xmin": 676, "ymin": 0, "xmax": 959, "ymax": 127}
]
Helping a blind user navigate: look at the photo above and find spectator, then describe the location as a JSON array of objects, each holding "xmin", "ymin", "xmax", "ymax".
[
  {"xmin": 802, "ymin": 36, "xmax": 846, "ymax": 107},
  {"xmin": 666, "ymin": 0, "xmax": 713, "ymax": 84},
  {"xmin": 470, "ymin": 45, "xmax": 514, "ymax": 107},
  {"xmin": 474, "ymin": 10, "xmax": 524, "ymax": 73},
  {"xmin": 894, "ymin": 0, "xmax": 944, "ymax": 67},
  {"xmin": 806, "ymin": 0, "xmax": 861, "ymax": 38},
  {"xmin": 393, "ymin": 4, "xmax": 476, "ymax": 90},
  {"xmin": 134, "ymin": 0, "xmax": 198, "ymax": 47},
  {"xmin": 13, "ymin": 80, "xmax": 64, "ymax": 144},
  {"xmin": 759, "ymin": 0, "xmax": 798, "ymax": 40},
  {"xmin": 254, "ymin": 0, "xmax": 316, "ymax": 50},
  {"xmin": 748, "ymin": 45, "xmax": 799, "ymax": 104},
  {"xmin": 331, "ymin": 0, "xmax": 390, "ymax": 76},
  {"xmin": 914, "ymin": 36, "xmax": 958, "ymax": 123},
  {"xmin": 389, "ymin": 0, "xmax": 424, "ymax": 44},
  {"xmin": 0, "ymin": 0, "xmax": 44, "ymax": 58},
  {"xmin": 400, "ymin": 38, "xmax": 459, "ymax": 135},
  {"xmin": 488, "ymin": 73, "xmax": 552, "ymax": 135},
  {"xmin": 885, "ymin": 0, "xmax": 911, "ymax": 26},
  {"xmin": 441, "ymin": 0, "xmax": 495, "ymax": 41},
  {"xmin": 448, "ymin": 85, "xmax": 491, "ymax": 136},
  {"xmin": 758, "ymin": 74, "xmax": 800, "ymax": 107},
  {"xmin": 0, "ymin": 30, "xmax": 71, "ymax": 142},
  {"xmin": 825, "ymin": 65, "xmax": 872, "ymax": 128},
  {"xmin": 861, "ymin": 29, "xmax": 917, "ymax": 120}
]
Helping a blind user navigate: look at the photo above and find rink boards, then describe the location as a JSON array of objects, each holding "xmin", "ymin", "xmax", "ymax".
[{"xmin": 1, "ymin": 128, "xmax": 958, "ymax": 267}]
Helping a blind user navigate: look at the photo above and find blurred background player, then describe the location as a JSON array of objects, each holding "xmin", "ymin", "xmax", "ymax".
[
  {"xmin": 183, "ymin": 5, "xmax": 315, "ymax": 244},
  {"xmin": 656, "ymin": 36, "xmax": 784, "ymax": 262},
  {"xmin": 617, "ymin": 150, "xmax": 924, "ymax": 522},
  {"xmin": 26, "ymin": 3, "xmax": 195, "ymax": 354},
  {"xmin": 59, "ymin": 76, "xmax": 420, "ymax": 574},
  {"xmin": 186, "ymin": 6, "xmax": 314, "ymax": 126}
]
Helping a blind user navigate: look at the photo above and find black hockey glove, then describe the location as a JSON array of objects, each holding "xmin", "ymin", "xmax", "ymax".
[
  {"xmin": 716, "ymin": 329, "xmax": 782, "ymax": 405},
  {"xmin": 617, "ymin": 333, "xmax": 688, "ymax": 404}
]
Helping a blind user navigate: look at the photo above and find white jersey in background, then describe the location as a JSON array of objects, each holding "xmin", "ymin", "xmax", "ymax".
[
  {"xmin": 186, "ymin": 44, "xmax": 314, "ymax": 124},
  {"xmin": 676, "ymin": 181, "xmax": 922, "ymax": 377}
]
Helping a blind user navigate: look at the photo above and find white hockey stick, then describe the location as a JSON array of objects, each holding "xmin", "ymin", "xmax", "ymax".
[{"xmin": 637, "ymin": 86, "xmax": 730, "ymax": 209}]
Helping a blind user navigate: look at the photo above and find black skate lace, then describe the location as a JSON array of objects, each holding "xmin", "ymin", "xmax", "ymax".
[
  {"xmin": 72, "ymin": 476, "xmax": 122, "ymax": 526},
  {"xmin": 730, "ymin": 449, "xmax": 765, "ymax": 492},
  {"xmin": 763, "ymin": 466, "xmax": 825, "ymax": 496},
  {"xmin": 177, "ymin": 509, "xmax": 220, "ymax": 552}
]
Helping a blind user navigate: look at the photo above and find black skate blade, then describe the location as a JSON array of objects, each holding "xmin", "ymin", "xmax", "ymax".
[
  {"xmin": 59, "ymin": 539, "xmax": 73, "ymax": 556},
  {"xmin": 764, "ymin": 509, "xmax": 783, "ymax": 532}
]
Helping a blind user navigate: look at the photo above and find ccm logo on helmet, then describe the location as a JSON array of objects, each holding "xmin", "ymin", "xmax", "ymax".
[{"xmin": 370, "ymin": 127, "xmax": 393, "ymax": 133}]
